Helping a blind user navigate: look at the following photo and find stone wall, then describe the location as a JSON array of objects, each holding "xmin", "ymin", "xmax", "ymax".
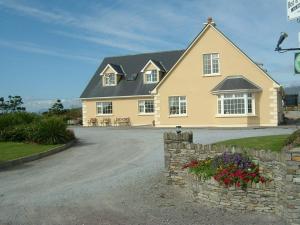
[{"xmin": 164, "ymin": 132, "xmax": 300, "ymax": 225}]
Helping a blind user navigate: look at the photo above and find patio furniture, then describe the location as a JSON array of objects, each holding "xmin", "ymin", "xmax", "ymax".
[
  {"xmin": 88, "ymin": 118, "xmax": 98, "ymax": 126},
  {"xmin": 100, "ymin": 118, "xmax": 111, "ymax": 126},
  {"xmin": 115, "ymin": 117, "xmax": 130, "ymax": 126}
]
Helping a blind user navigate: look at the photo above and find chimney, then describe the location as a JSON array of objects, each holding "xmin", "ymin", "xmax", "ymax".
[{"xmin": 204, "ymin": 17, "xmax": 216, "ymax": 26}]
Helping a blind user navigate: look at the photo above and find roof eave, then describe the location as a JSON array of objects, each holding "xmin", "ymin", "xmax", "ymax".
[
  {"xmin": 211, "ymin": 88, "xmax": 262, "ymax": 95},
  {"xmin": 80, "ymin": 94, "xmax": 154, "ymax": 100},
  {"xmin": 99, "ymin": 64, "xmax": 124, "ymax": 76},
  {"xmin": 141, "ymin": 59, "xmax": 163, "ymax": 72}
]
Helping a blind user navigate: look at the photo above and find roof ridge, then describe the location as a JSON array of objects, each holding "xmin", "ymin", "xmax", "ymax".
[{"xmin": 104, "ymin": 49, "xmax": 185, "ymax": 59}]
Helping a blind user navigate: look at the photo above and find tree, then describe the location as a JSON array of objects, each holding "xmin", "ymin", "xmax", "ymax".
[
  {"xmin": 0, "ymin": 97, "xmax": 7, "ymax": 114},
  {"xmin": 49, "ymin": 99, "xmax": 65, "ymax": 115},
  {"xmin": 0, "ymin": 96, "xmax": 25, "ymax": 114},
  {"xmin": 7, "ymin": 96, "xmax": 26, "ymax": 112}
]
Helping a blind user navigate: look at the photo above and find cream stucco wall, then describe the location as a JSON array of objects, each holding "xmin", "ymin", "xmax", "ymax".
[
  {"xmin": 102, "ymin": 66, "xmax": 116, "ymax": 74},
  {"xmin": 143, "ymin": 62, "xmax": 158, "ymax": 71},
  {"xmin": 82, "ymin": 97, "xmax": 155, "ymax": 126},
  {"xmin": 155, "ymin": 25, "xmax": 281, "ymax": 127}
]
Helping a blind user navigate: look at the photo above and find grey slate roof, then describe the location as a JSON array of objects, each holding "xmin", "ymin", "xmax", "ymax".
[
  {"xmin": 284, "ymin": 86, "xmax": 300, "ymax": 95},
  {"xmin": 80, "ymin": 50, "xmax": 184, "ymax": 98},
  {"xmin": 212, "ymin": 76, "xmax": 261, "ymax": 93},
  {"xmin": 109, "ymin": 64, "xmax": 124, "ymax": 75},
  {"xmin": 151, "ymin": 60, "xmax": 166, "ymax": 72}
]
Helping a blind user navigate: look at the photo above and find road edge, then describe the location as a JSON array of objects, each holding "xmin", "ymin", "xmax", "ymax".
[{"xmin": 0, "ymin": 139, "xmax": 77, "ymax": 171}]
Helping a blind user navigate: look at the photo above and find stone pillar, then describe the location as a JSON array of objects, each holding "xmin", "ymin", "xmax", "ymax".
[
  {"xmin": 82, "ymin": 101, "xmax": 88, "ymax": 127},
  {"xmin": 164, "ymin": 131, "xmax": 193, "ymax": 185},
  {"xmin": 284, "ymin": 148, "xmax": 300, "ymax": 225}
]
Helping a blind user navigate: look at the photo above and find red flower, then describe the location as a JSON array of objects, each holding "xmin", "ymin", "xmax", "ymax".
[
  {"xmin": 243, "ymin": 177, "xmax": 250, "ymax": 183},
  {"xmin": 260, "ymin": 177, "xmax": 266, "ymax": 183},
  {"xmin": 182, "ymin": 160, "xmax": 199, "ymax": 169},
  {"xmin": 223, "ymin": 178, "xmax": 231, "ymax": 186},
  {"xmin": 234, "ymin": 169, "xmax": 243, "ymax": 178}
]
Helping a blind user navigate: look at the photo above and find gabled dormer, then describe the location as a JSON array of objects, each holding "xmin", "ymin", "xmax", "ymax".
[
  {"xmin": 141, "ymin": 59, "xmax": 166, "ymax": 84},
  {"xmin": 100, "ymin": 64, "xmax": 124, "ymax": 87}
]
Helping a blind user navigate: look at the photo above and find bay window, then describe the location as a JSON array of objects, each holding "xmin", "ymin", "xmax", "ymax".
[{"xmin": 217, "ymin": 93, "xmax": 254, "ymax": 115}]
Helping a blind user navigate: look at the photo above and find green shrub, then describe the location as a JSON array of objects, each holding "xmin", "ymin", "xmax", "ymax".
[
  {"xmin": 0, "ymin": 112, "xmax": 39, "ymax": 141},
  {"xmin": 0, "ymin": 113, "xmax": 75, "ymax": 144},
  {"xmin": 0, "ymin": 112, "xmax": 39, "ymax": 130},
  {"xmin": 65, "ymin": 129, "xmax": 76, "ymax": 142},
  {"xmin": 1, "ymin": 125, "xmax": 28, "ymax": 142},
  {"xmin": 284, "ymin": 129, "xmax": 300, "ymax": 147},
  {"xmin": 0, "ymin": 124, "xmax": 37, "ymax": 142},
  {"xmin": 32, "ymin": 117, "xmax": 75, "ymax": 144}
]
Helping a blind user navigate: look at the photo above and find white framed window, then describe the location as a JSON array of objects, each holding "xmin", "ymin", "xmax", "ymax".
[
  {"xmin": 203, "ymin": 53, "xmax": 220, "ymax": 75},
  {"xmin": 138, "ymin": 100, "xmax": 154, "ymax": 114},
  {"xmin": 103, "ymin": 73, "xmax": 116, "ymax": 86},
  {"xmin": 217, "ymin": 93, "xmax": 255, "ymax": 116},
  {"xmin": 169, "ymin": 96, "xmax": 187, "ymax": 115},
  {"xmin": 96, "ymin": 102, "xmax": 113, "ymax": 115},
  {"xmin": 144, "ymin": 70, "xmax": 158, "ymax": 83}
]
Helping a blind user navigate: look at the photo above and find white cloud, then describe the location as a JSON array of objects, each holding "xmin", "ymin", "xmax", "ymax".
[
  {"xmin": 0, "ymin": 0, "xmax": 298, "ymax": 87},
  {"xmin": 0, "ymin": 39, "xmax": 98, "ymax": 62},
  {"xmin": 23, "ymin": 97, "xmax": 81, "ymax": 112},
  {"xmin": 50, "ymin": 30, "xmax": 151, "ymax": 53},
  {"xmin": 0, "ymin": 0, "xmax": 175, "ymax": 50},
  {"xmin": 0, "ymin": 0, "xmax": 75, "ymax": 23}
]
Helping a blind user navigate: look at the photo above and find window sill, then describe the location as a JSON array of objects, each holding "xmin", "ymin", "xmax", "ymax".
[
  {"xmin": 144, "ymin": 81, "xmax": 159, "ymax": 84},
  {"xmin": 138, "ymin": 113, "xmax": 155, "ymax": 116},
  {"xmin": 169, "ymin": 114, "xmax": 188, "ymax": 118},
  {"xmin": 203, "ymin": 74, "xmax": 221, "ymax": 77},
  {"xmin": 96, "ymin": 114, "xmax": 113, "ymax": 117},
  {"xmin": 215, "ymin": 114, "xmax": 256, "ymax": 118}
]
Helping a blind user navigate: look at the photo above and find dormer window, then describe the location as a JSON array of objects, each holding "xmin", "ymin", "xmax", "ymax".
[
  {"xmin": 100, "ymin": 63, "xmax": 124, "ymax": 87},
  {"xmin": 103, "ymin": 73, "xmax": 116, "ymax": 86},
  {"xmin": 144, "ymin": 70, "xmax": 158, "ymax": 83},
  {"xmin": 141, "ymin": 59, "xmax": 166, "ymax": 84}
]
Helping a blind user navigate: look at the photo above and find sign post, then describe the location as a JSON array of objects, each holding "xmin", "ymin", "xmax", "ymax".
[{"xmin": 287, "ymin": 0, "xmax": 300, "ymax": 21}]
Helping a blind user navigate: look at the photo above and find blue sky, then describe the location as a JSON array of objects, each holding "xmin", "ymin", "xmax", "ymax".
[{"xmin": 0, "ymin": 0, "xmax": 299, "ymax": 111}]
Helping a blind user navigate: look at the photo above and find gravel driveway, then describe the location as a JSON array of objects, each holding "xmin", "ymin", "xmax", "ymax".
[{"xmin": 0, "ymin": 126, "xmax": 295, "ymax": 225}]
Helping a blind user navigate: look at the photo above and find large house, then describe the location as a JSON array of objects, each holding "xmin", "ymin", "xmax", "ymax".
[{"xmin": 80, "ymin": 18, "xmax": 283, "ymax": 127}]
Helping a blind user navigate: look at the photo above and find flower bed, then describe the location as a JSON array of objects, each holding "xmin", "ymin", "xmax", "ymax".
[
  {"xmin": 182, "ymin": 152, "xmax": 271, "ymax": 190},
  {"xmin": 164, "ymin": 131, "xmax": 300, "ymax": 222}
]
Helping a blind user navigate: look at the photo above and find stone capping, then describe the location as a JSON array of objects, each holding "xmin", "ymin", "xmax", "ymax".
[
  {"xmin": 0, "ymin": 139, "xmax": 77, "ymax": 171},
  {"xmin": 164, "ymin": 131, "xmax": 300, "ymax": 225}
]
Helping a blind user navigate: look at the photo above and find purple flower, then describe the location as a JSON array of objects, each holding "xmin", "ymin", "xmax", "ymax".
[{"xmin": 212, "ymin": 152, "xmax": 251, "ymax": 170}]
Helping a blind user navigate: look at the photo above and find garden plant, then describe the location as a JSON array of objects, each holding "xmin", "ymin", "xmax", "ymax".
[
  {"xmin": 0, "ymin": 112, "xmax": 75, "ymax": 145},
  {"xmin": 182, "ymin": 152, "xmax": 271, "ymax": 190}
]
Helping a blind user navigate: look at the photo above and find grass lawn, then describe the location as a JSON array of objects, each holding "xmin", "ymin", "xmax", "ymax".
[
  {"xmin": 0, "ymin": 142, "xmax": 61, "ymax": 162},
  {"xmin": 214, "ymin": 135, "xmax": 289, "ymax": 152}
]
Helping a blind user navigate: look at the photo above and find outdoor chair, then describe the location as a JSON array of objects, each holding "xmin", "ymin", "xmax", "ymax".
[
  {"xmin": 88, "ymin": 118, "xmax": 98, "ymax": 126},
  {"xmin": 100, "ymin": 118, "xmax": 111, "ymax": 126}
]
